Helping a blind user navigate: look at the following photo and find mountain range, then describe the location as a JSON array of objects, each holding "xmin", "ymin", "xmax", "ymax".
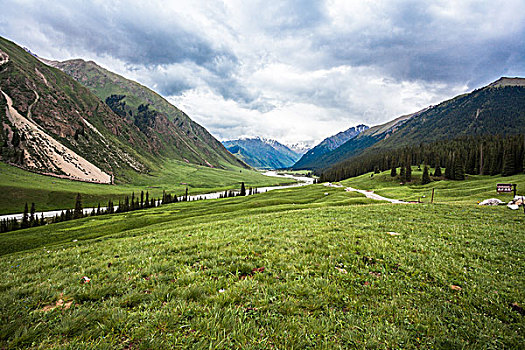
[
  {"xmin": 314, "ymin": 77, "xmax": 525, "ymax": 179},
  {"xmin": 0, "ymin": 36, "xmax": 246, "ymax": 183},
  {"xmin": 222, "ymin": 137, "xmax": 302, "ymax": 169},
  {"xmin": 292, "ymin": 124, "xmax": 368, "ymax": 170}
]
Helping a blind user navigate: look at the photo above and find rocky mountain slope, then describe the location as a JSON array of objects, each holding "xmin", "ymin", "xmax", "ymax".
[
  {"xmin": 47, "ymin": 58, "xmax": 246, "ymax": 170},
  {"xmin": 292, "ymin": 124, "xmax": 368, "ymax": 170},
  {"xmin": 222, "ymin": 137, "xmax": 301, "ymax": 169},
  {"xmin": 0, "ymin": 37, "xmax": 149, "ymax": 183},
  {"xmin": 0, "ymin": 36, "xmax": 247, "ymax": 184}
]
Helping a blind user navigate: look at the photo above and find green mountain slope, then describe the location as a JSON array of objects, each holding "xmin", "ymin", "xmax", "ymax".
[
  {"xmin": 370, "ymin": 80, "xmax": 525, "ymax": 150},
  {"xmin": 319, "ymin": 78, "xmax": 525, "ymax": 180},
  {"xmin": 222, "ymin": 138, "xmax": 301, "ymax": 169},
  {"xmin": 0, "ymin": 36, "xmax": 150, "ymax": 183},
  {"xmin": 49, "ymin": 58, "xmax": 246, "ymax": 170},
  {"xmin": 292, "ymin": 124, "xmax": 368, "ymax": 170},
  {"xmin": 298, "ymin": 113, "xmax": 418, "ymax": 171}
]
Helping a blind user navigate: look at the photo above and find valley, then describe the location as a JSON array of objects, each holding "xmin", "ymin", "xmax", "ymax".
[
  {"xmin": 1, "ymin": 171, "xmax": 523, "ymax": 348},
  {"xmin": 1, "ymin": 15, "xmax": 525, "ymax": 349}
]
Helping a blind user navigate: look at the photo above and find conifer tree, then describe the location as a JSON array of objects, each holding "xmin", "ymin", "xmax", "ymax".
[
  {"xmin": 40, "ymin": 214, "xmax": 45, "ymax": 226},
  {"xmin": 131, "ymin": 192, "xmax": 135, "ymax": 210},
  {"xmin": 421, "ymin": 165, "xmax": 431, "ymax": 185},
  {"xmin": 453, "ymin": 155, "xmax": 465, "ymax": 180},
  {"xmin": 21, "ymin": 203, "xmax": 29, "ymax": 228},
  {"xmin": 11, "ymin": 218, "xmax": 19, "ymax": 230},
  {"xmin": 74, "ymin": 193, "xmax": 83, "ymax": 219},
  {"xmin": 390, "ymin": 166, "xmax": 397, "ymax": 177},
  {"xmin": 140, "ymin": 191, "xmax": 144, "ymax": 208},
  {"xmin": 405, "ymin": 164, "xmax": 412, "ymax": 182},
  {"xmin": 434, "ymin": 165, "xmax": 442, "ymax": 177},
  {"xmin": 399, "ymin": 166, "xmax": 406, "ymax": 183},
  {"xmin": 240, "ymin": 182, "xmax": 246, "ymax": 196},
  {"xmin": 29, "ymin": 202, "xmax": 35, "ymax": 226},
  {"xmin": 145, "ymin": 191, "xmax": 149, "ymax": 208},
  {"xmin": 502, "ymin": 146, "xmax": 515, "ymax": 176}
]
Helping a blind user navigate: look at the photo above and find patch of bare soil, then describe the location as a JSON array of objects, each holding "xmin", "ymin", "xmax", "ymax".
[{"xmin": 1, "ymin": 89, "xmax": 112, "ymax": 183}]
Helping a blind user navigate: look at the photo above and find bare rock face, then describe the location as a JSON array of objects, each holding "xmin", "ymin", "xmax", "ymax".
[
  {"xmin": 1, "ymin": 90, "xmax": 111, "ymax": 183},
  {"xmin": 489, "ymin": 77, "xmax": 525, "ymax": 87},
  {"xmin": 0, "ymin": 36, "xmax": 149, "ymax": 183},
  {"xmin": 0, "ymin": 49, "xmax": 8, "ymax": 66}
]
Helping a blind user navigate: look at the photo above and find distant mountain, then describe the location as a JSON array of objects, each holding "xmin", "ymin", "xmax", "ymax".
[
  {"xmin": 319, "ymin": 77, "xmax": 525, "ymax": 180},
  {"xmin": 47, "ymin": 58, "xmax": 246, "ymax": 170},
  {"xmin": 222, "ymin": 137, "xmax": 301, "ymax": 169},
  {"xmin": 292, "ymin": 124, "xmax": 368, "ymax": 170},
  {"xmin": 0, "ymin": 36, "xmax": 246, "ymax": 184},
  {"xmin": 367, "ymin": 78, "xmax": 525, "ymax": 151},
  {"xmin": 286, "ymin": 142, "xmax": 312, "ymax": 155}
]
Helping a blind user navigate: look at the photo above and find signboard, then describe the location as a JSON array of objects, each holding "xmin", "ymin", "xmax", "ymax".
[{"xmin": 497, "ymin": 183, "xmax": 515, "ymax": 194}]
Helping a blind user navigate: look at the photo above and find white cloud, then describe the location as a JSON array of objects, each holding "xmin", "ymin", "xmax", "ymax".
[{"xmin": 0, "ymin": 0, "xmax": 523, "ymax": 145}]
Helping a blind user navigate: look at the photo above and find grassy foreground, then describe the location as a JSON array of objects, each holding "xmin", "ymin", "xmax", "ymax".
[
  {"xmin": 0, "ymin": 183, "xmax": 524, "ymax": 349},
  {"xmin": 0, "ymin": 161, "xmax": 294, "ymax": 215}
]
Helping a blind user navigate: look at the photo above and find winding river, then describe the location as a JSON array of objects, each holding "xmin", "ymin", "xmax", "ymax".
[{"xmin": 0, "ymin": 171, "xmax": 314, "ymax": 222}]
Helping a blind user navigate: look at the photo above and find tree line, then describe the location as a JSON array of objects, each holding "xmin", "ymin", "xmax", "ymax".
[
  {"xmin": 320, "ymin": 134, "xmax": 525, "ymax": 182},
  {"xmin": 1, "ymin": 182, "xmax": 258, "ymax": 233}
]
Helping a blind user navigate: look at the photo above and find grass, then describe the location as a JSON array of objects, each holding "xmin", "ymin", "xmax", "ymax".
[
  {"xmin": 0, "ymin": 161, "xmax": 295, "ymax": 214},
  {"xmin": 340, "ymin": 167, "xmax": 525, "ymax": 204},
  {"xmin": 0, "ymin": 182, "xmax": 524, "ymax": 348}
]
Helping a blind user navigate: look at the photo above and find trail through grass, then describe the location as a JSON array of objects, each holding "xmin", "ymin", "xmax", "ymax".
[{"xmin": 341, "ymin": 167, "xmax": 525, "ymax": 204}]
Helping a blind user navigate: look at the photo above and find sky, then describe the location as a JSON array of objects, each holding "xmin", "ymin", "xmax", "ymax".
[{"xmin": 1, "ymin": 0, "xmax": 524, "ymax": 146}]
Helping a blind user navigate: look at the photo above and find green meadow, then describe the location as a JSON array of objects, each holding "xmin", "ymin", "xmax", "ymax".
[
  {"xmin": 341, "ymin": 167, "xmax": 524, "ymax": 204},
  {"xmin": 0, "ymin": 175, "xmax": 524, "ymax": 349},
  {"xmin": 0, "ymin": 161, "xmax": 294, "ymax": 215}
]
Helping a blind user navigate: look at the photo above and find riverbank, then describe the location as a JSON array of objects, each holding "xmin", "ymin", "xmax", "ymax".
[{"xmin": 0, "ymin": 171, "xmax": 311, "ymax": 222}]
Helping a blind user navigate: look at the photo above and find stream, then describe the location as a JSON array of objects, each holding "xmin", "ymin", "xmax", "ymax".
[{"xmin": 0, "ymin": 171, "xmax": 314, "ymax": 222}]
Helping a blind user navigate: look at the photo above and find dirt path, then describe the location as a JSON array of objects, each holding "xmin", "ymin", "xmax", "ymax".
[{"xmin": 344, "ymin": 186, "xmax": 407, "ymax": 204}]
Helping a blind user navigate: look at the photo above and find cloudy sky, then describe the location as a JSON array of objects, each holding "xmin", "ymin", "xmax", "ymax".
[{"xmin": 1, "ymin": 0, "xmax": 524, "ymax": 146}]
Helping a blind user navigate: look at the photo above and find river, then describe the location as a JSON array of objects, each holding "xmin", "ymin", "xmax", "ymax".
[{"xmin": 0, "ymin": 171, "xmax": 313, "ymax": 222}]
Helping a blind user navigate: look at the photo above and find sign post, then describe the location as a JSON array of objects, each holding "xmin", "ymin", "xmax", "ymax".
[{"xmin": 497, "ymin": 183, "xmax": 517, "ymax": 197}]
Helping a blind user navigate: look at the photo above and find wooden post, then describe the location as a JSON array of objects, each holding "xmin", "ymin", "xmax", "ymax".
[
  {"xmin": 431, "ymin": 188, "xmax": 435, "ymax": 204},
  {"xmin": 513, "ymin": 184, "xmax": 517, "ymax": 197}
]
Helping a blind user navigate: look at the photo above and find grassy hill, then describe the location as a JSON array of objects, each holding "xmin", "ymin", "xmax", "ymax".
[
  {"xmin": 0, "ymin": 35, "xmax": 247, "ymax": 188},
  {"xmin": 50, "ymin": 58, "xmax": 245, "ymax": 170},
  {"xmin": 0, "ymin": 36, "xmax": 150, "ymax": 182},
  {"xmin": 0, "ymin": 176, "xmax": 523, "ymax": 348},
  {"xmin": 340, "ymin": 166, "xmax": 525, "ymax": 204},
  {"xmin": 0, "ymin": 161, "xmax": 294, "ymax": 215}
]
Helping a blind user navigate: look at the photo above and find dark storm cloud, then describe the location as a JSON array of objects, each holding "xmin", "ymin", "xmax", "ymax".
[
  {"xmin": 1, "ymin": 0, "xmax": 524, "ymax": 143},
  {"xmin": 314, "ymin": 1, "xmax": 525, "ymax": 87},
  {"xmin": 31, "ymin": 1, "xmax": 232, "ymax": 67}
]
